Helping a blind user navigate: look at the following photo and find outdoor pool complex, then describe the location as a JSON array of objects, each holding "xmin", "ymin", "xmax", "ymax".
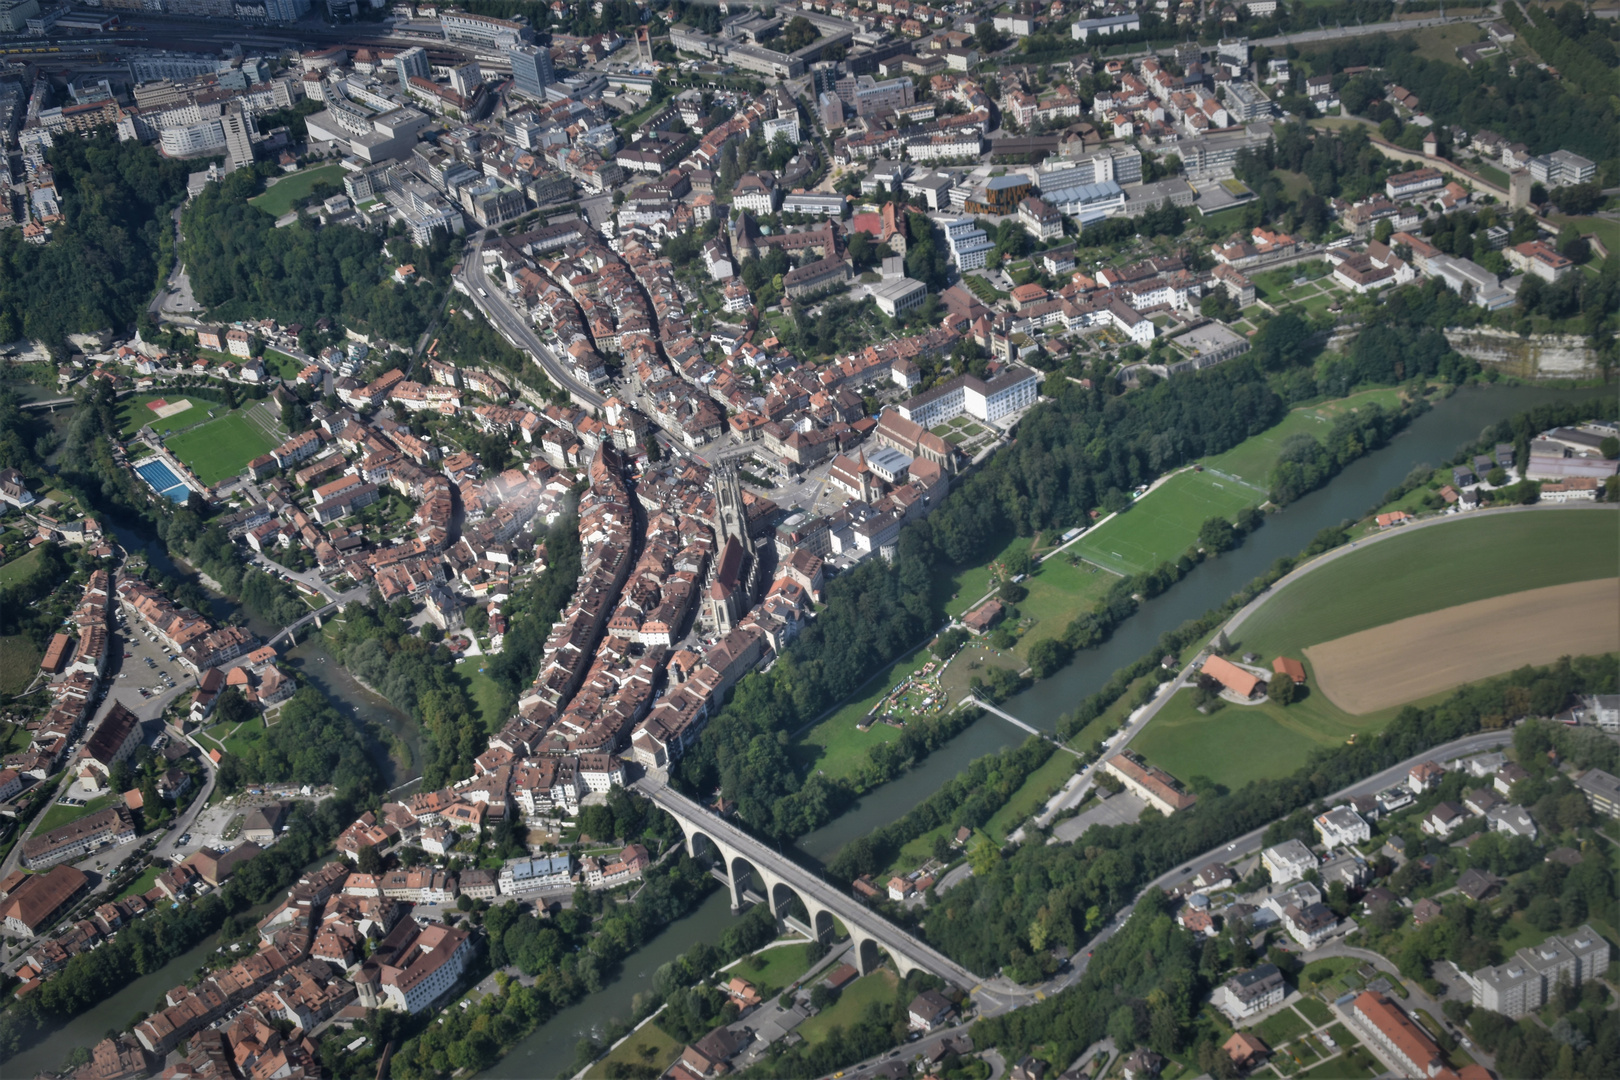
[{"xmin": 136, "ymin": 459, "xmax": 193, "ymax": 503}]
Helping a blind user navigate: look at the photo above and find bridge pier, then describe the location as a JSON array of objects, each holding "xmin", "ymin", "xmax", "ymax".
[{"xmin": 649, "ymin": 778, "xmax": 977, "ymax": 992}]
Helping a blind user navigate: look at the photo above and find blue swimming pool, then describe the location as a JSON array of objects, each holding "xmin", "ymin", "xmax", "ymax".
[{"xmin": 136, "ymin": 459, "xmax": 193, "ymax": 503}]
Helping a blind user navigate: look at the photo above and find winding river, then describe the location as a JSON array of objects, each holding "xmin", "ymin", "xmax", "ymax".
[
  {"xmin": 795, "ymin": 383, "xmax": 1615, "ymax": 858},
  {"xmin": 7, "ymin": 383, "xmax": 1610, "ymax": 1075}
]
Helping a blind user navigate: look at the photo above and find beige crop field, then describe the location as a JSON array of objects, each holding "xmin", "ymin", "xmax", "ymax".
[{"xmin": 1305, "ymin": 579, "xmax": 1620, "ymax": 715}]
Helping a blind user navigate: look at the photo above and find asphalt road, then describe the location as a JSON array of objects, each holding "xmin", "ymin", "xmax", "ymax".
[
  {"xmin": 1033, "ymin": 729, "xmax": 1514, "ymax": 999},
  {"xmin": 456, "ymin": 233, "xmax": 608, "ymax": 409}
]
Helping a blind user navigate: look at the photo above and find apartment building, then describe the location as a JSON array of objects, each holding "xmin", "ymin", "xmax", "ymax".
[{"xmin": 1469, "ymin": 926, "xmax": 1610, "ymax": 1017}]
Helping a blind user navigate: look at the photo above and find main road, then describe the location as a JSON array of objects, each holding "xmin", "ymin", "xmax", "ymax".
[
  {"xmin": 1034, "ymin": 728, "xmax": 1515, "ymax": 1000},
  {"xmin": 454, "ymin": 232, "xmax": 608, "ymax": 409}
]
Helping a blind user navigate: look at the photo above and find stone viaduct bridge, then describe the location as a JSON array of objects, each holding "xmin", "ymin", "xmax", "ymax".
[{"xmin": 632, "ymin": 777, "xmax": 983, "ymax": 990}]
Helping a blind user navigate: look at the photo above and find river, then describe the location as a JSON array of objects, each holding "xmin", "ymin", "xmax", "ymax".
[
  {"xmin": 482, "ymin": 888, "xmax": 736, "ymax": 1079},
  {"xmin": 795, "ymin": 383, "xmax": 1615, "ymax": 859},
  {"xmin": 2, "ymin": 888, "xmax": 298, "ymax": 1077},
  {"xmin": 13, "ymin": 383, "xmax": 1609, "ymax": 1075}
]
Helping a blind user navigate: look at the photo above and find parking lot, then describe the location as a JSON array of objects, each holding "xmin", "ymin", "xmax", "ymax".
[{"xmin": 108, "ymin": 611, "xmax": 195, "ymax": 712}]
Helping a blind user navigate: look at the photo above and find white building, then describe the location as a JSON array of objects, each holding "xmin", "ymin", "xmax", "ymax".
[
  {"xmin": 1468, "ymin": 926, "xmax": 1609, "ymax": 1017},
  {"xmin": 763, "ymin": 114, "xmax": 800, "ymax": 145},
  {"xmin": 870, "ymin": 275, "xmax": 928, "ymax": 317},
  {"xmin": 1260, "ymin": 839, "xmax": 1317, "ymax": 885},
  {"xmin": 497, "ymin": 855, "xmax": 574, "ymax": 896},
  {"xmin": 896, "ymin": 365, "xmax": 1042, "ymax": 428},
  {"xmin": 379, "ymin": 925, "xmax": 475, "ymax": 1013},
  {"xmin": 1313, "ymin": 806, "xmax": 1370, "ymax": 849}
]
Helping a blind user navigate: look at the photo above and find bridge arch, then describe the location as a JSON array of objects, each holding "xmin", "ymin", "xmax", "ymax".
[{"xmin": 640, "ymin": 778, "xmax": 978, "ymax": 992}]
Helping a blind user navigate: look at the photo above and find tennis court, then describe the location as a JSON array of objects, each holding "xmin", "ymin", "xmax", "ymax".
[{"xmin": 137, "ymin": 459, "xmax": 193, "ymax": 503}]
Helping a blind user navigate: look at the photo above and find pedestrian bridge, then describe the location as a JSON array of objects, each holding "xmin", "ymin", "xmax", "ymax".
[{"xmin": 632, "ymin": 776, "xmax": 981, "ymax": 989}]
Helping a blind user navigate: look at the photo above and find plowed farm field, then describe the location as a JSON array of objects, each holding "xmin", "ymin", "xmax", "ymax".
[{"xmin": 1305, "ymin": 579, "xmax": 1620, "ymax": 715}]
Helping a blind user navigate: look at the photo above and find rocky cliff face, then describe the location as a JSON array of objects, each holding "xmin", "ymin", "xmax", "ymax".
[{"xmin": 1443, "ymin": 328, "xmax": 1599, "ymax": 379}]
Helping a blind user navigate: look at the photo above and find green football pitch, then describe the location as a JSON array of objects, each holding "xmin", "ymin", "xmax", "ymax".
[{"xmin": 1073, "ymin": 469, "xmax": 1264, "ymax": 576}]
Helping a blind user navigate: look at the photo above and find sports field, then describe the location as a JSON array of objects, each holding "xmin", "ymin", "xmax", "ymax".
[
  {"xmin": 1234, "ymin": 508, "xmax": 1619, "ymax": 661},
  {"xmin": 250, "ymin": 163, "xmax": 347, "ymax": 217},
  {"xmin": 1309, "ymin": 580, "xmax": 1620, "ymax": 714},
  {"xmin": 117, "ymin": 394, "xmax": 220, "ymax": 437},
  {"xmin": 1200, "ymin": 388, "xmax": 1405, "ymax": 487},
  {"xmin": 1008, "ymin": 553, "xmax": 1121, "ymax": 660},
  {"xmin": 1072, "ymin": 469, "xmax": 1262, "ymax": 575},
  {"xmin": 166, "ymin": 412, "xmax": 280, "ymax": 485}
]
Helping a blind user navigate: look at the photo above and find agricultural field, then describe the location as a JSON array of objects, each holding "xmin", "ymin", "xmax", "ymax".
[
  {"xmin": 1199, "ymin": 388, "xmax": 1407, "ymax": 487},
  {"xmin": 1072, "ymin": 469, "xmax": 1263, "ymax": 576},
  {"xmin": 1308, "ymin": 579, "xmax": 1619, "ymax": 714},
  {"xmin": 1233, "ymin": 508, "xmax": 1619, "ymax": 660},
  {"xmin": 1136, "ymin": 509, "xmax": 1620, "ymax": 789},
  {"xmin": 165, "ymin": 412, "xmax": 281, "ymax": 485},
  {"xmin": 116, "ymin": 394, "xmax": 223, "ymax": 437},
  {"xmin": 249, "ymin": 163, "xmax": 347, "ymax": 217},
  {"xmin": 1131, "ymin": 681, "xmax": 1422, "ymax": 791}
]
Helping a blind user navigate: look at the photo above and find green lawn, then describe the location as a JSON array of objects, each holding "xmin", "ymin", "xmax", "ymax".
[
  {"xmin": 1201, "ymin": 388, "xmax": 1407, "ymax": 486},
  {"xmin": 35, "ymin": 793, "xmax": 114, "ymax": 835},
  {"xmin": 983, "ymin": 748, "xmax": 1076, "ymax": 842},
  {"xmin": 264, "ymin": 349, "xmax": 305, "ymax": 380},
  {"xmin": 940, "ymin": 531, "xmax": 1032, "ymax": 617},
  {"xmin": 586, "ymin": 1022, "xmax": 683, "ymax": 1080},
  {"xmin": 1251, "ymin": 1005, "xmax": 1311, "ymax": 1047},
  {"xmin": 457, "ymin": 663, "xmax": 512, "ymax": 735},
  {"xmin": 796, "ymin": 968, "xmax": 899, "ymax": 1045},
  {"xmin": 116, "ymin": 394, "xmax": 222, "ymax": 437},
  {"xmin": 1295, "ymin": 997, "xmax": 1334, "ymax": 1026},
  {"xmin": 117, "ymin": 863, "xmax": 164, "ymax": 901},
  {"xmin": 1072, "ymin": 470, "xmax": 1263, "ymax": 576},
  {"xmin": 1474, "ymin": 162, "xmax": 1510, "ymax": 189},
  {"xmin": 0, "ymin": 547, "xmax": 46, "ymax": 589},
  {"xmin": 791, "ymin": 645, "xmax": 920, "ymax": 782},
  {"xmin": 1132, "ymin": 685, "xmax": 1419, "ymax": 792},
  {"xmin": 1233, "ymin": 509, "xmax": 1620, "ymax": 660},
  {"xmin": 166, "ymin": 412, "xmax": 280, "ymax": 485},
  {"xmin": 249, "ymin": 163, "xmax": 347, "ymax": 217},
  {"xmin": 732, "ymin": 942, "xmax": 817, "ymax": 996},
  {"xmin": 0, "ymin": 635, "xmax": 41, "ymax": 695},
  {"xmin": 1007, "ymin": 554, "xmax": 1122, "ymax": 661}
]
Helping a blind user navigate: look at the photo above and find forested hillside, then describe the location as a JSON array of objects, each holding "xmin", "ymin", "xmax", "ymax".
[
  {"xmin": 181, "ymin": 168, "xmax": 443, "ymax": 341},
  {"xmin": 0, "ymin": 135, "xmax": 190, "ymax": 349},
  {"xmin": 1318, "ymin": 8, "xmax": 1619, "ymax": 166}
]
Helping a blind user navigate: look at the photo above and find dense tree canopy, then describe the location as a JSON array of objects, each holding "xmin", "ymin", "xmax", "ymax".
[
  {"xmin": 0, "ymin": 135, "xmax": 190, "ymax": 350},
  {"xmin": 182, "ymin": 168, "xmax": 442, "ymax": 342}
]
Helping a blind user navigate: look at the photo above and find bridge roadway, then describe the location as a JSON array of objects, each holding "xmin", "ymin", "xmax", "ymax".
[{"xmin": 633, "ymin": 777, "xmax": 1030, "ymax": 1012}]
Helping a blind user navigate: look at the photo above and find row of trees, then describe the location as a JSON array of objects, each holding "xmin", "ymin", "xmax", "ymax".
[
  {"xmin": 389, "ymin": 853, "xmax": 718, "ymax": 1079},
  {"xmin": 1319, "ymin": 23, "xmax": 1617, "ymax": 165},
  {"xmin": 213, "ymin": 686, "xmax": 381, "ymax": 800}
]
